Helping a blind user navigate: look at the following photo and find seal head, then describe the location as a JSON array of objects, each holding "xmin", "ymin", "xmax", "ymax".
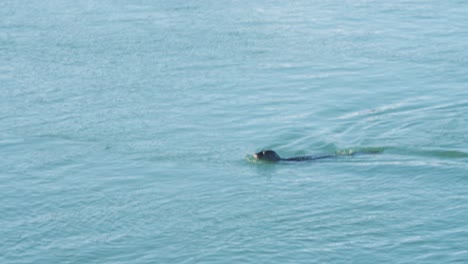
[{"xmin": 254, "ymin": 150, "xmax": 282, "ymax": 162}]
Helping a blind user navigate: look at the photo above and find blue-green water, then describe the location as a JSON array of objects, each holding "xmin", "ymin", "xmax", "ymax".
[{"xmin": 2, "ymin": 1, "xmax": 468, "ymax": 263}]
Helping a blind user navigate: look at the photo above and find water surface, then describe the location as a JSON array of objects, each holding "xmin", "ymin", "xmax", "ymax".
[{"xmin": 2, "ymin": 0, "xmax": 468, "ymax": 263}]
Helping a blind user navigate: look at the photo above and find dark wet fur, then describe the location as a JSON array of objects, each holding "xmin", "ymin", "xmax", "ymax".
[
  {"xmin": 283, "ymin": 154, "xmax": 335, "ymax": 161},
  {"xmin": 254, "ymin": 150, "xmax": 336, "ymax": 162}
]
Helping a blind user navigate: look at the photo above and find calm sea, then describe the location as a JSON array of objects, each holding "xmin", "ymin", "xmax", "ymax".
[{"xmin": 2, "ymin": 0, "xmax": 468, "ymax": 263}]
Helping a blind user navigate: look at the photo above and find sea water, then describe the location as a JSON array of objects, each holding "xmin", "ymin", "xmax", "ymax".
[{"xmin": 1, "ymin": 0, "xmax": 468, "ymax": 263}]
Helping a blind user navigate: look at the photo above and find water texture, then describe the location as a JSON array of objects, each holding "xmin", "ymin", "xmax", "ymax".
[{"xmin": 1, "ymin": 0, "xmax": 468, "ymax": 263}]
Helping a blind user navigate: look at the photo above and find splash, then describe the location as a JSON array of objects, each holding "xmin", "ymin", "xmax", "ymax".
[{"xmin": 335, "ymin": 147, "xmax": 385, "ymax": 156}]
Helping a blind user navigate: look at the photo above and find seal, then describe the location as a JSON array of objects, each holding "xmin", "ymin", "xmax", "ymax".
[{"xmin": 254, "ymin": 150, "xmax": 334, "ymax": 162}]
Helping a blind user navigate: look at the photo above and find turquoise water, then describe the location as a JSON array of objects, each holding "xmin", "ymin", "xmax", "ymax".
[{"xmin": 2, "ymin": 0, "xmax": 468, "ymax": 263}]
